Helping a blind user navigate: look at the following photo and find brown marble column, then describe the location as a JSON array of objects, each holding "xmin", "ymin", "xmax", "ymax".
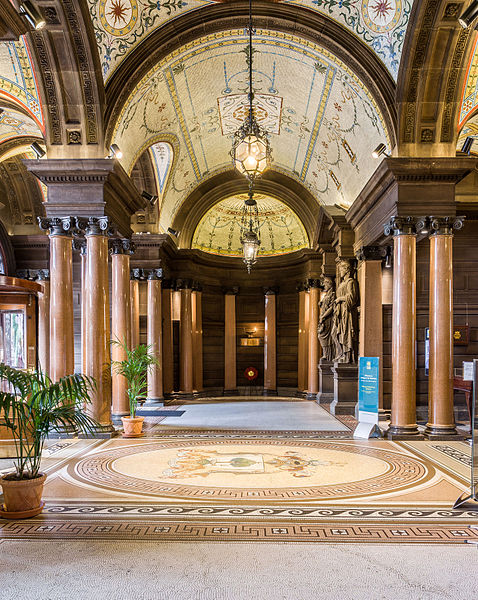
[
  {"xmin": 307, "ymin": 280, "xmax": 321, "ymax": 400},
  {"xmin": 36, "ymin": 270, "xmax": 50, "ymax": 375},
  {"xmin": 38, "ymin": 217, "xmax": 75, "ymax": 382},
  {"xmin": 192, "ymin": 285, "xmax": 203, "ymax": 394},
  {"xmin": 162, "ymin": 280, "xmax": 174, "ymax": 397},
  {"xmin": 77, "ymin": 241, "xmax": 87, "ymax": 375},
  {"xmin": 425, "ymin": 217, "xmax": 464, "ymax": 439},
  {"xmin": 224, "ymin": 288, "xmax": 238, "ymax": 394},
  {"xmin": 179, "ymin": 281, "xmax": 194, "ymax": 397},
  {"xmin": 146, "ymin": 268, "xmax": 163, "ymax": 405},
  {"xmin": 297, "ymin": 283, "xmax": 309, "ymax": 394},
  {"xmin": 384, "ymin": 217, "xmax": 420, "ymax": 439},
  {"xmin": 356, "ymin": 246, "xmax": 384, "ymax": 413},
  {"xmin": 79, "ymin": 217, "xmax": 113, "ymax": 432},
  {"xmin": 264, "ymin": 287, "xmax": 278, "ymax": 396},
  {"xmin": 130, "ymin": 274, "xmax": 140, "ymax": 349},
  {"xmin": 111, "ymin": 240, "xmax": 133, "ymax": 419}
]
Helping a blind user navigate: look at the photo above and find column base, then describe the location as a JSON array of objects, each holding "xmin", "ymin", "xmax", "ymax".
[
  {"xmin": 424, "ymin": 424, "xmax": 465, "ymax": 440},
  {"xmin": 317, "ymin": 359, "xmax": 334, "ymax": 404},
  {"xmin": 143, "ymin": 397, "xmax": 164, "ymax": 407},
  {"xmin": 169, "ymin": 391, "xmax": 197, "ymax": 401},
  {"xmin": 79, "ymin": 424, "xmax": 118, "ymax": 439},
  {"xmin": 330, "ymin": 362, "xmax": 358, "ymax": 416},
  {"xmin": 223, "ymin": 389, "xmax": 239, "ymax": 396},
  {"xmin": 47, "ymin": 425, "xmax": 78, "ymax": 439},
  {"xmin": 111, "ymin": 412, "xmax": 129, "ymax": 426},
  {"xmin": 263, "ymin": 389, "xmax": 278, "ymax": 397},
  {"xmin": 386, "ymin": 425, "xmax": 423, "ymax": 440},
  {"xmin": 305, "ymin": 392, "xmax": 318, "ymax": 401},
  {"xmin": 295, "ymin": 390, "xmax": 308, "ymax": 398}
]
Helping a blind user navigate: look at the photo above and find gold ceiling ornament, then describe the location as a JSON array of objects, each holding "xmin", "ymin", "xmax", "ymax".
[
  {"xmin": 240, "ymin": 183, "xmax": 261, "ymax": 273},
  {"xmin": 230, "ymin": 0, "xmax": 272, "ymax": 182}
]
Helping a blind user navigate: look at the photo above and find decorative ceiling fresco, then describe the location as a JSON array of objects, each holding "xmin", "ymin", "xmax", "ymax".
[
  {"xmin": 0, "ymin": 107, "xmax": 42, "ymax": 145},
  {"xmin": 89, "ymin": 0, "xmax": 413, "ymax": 82},
  {"xmin": 458, "ymin": 36, "xmax": 478, "ymax": 148},
  {"xmin": 0, "ymin": 40, "xmax": 43, "ymax": 130},
  {"xmin": 149, "ymin": 141, "xmax": 174, "ymax": 196},
  {"xmin": 191, "ymin": 193, "xmax": 309, "ymax": 256},
  {"xmin": 112, "ymin": 29, "xmax": 390, "ymax": 231}
]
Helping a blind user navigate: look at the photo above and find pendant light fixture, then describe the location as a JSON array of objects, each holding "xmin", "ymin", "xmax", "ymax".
[
  {"xmin": 240, "ymin": 184, "xmax": 261, "ymax": 273},
  {"xmin": 230, "ymin": 0, "xmax": 272, "ymax": 182}
]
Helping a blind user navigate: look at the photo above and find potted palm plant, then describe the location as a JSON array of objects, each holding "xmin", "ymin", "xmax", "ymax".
[
  {"xmin": 0, "ymin": 364, "xmax": 99, "ymax": 519},
  {"xmin": 111, "ymin": 340, "xmax": 158, "ymax": 438}
]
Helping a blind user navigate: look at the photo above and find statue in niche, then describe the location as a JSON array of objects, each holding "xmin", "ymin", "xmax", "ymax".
[
  {"xmin": 317, "ymin": 276, "xmax": 336, "ymax": 361},
  {"xmin": 331, "ymin": 259, "xmax": 359, "ymax": 364}
]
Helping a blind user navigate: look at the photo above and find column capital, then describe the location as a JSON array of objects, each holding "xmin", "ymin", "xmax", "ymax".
[
  {"xmin": 147, "ymin": 268, "xmax": 163, "ymax": 280},
  {"xmin": 420, "ymin": 215, "xmax": 466, "ymax": 236},
  {"xmin": 72, "ymin": 238, "xmax": 87, "ymax": 254},
  {"xmin": 223, "ymin": 286, "xmax": 239, "ymax": 295},
  {"xmin": 296, "ymin": 281, "xmax": 308, "ymax": 292},
  {"xmin": 130, "ymin": 267, "xmax": 148, "ymax": 281},
  {"xmin": 307, "ymin": 279, "xmax": 321, "ymax": 290},
  {"xmin": 38, "ymin": 216, "xmax": 76, "ymax": 236},
  {"xmin": 110, "ymin": 238, "xmax": 135, "ymax": 255},
  {"xmin": 264, "ymin": 286, "xmax": 279, "ymax": 295},
  {"xmin": 76, "ymin": 216, "xmax": 111, "ymax": 236},
  {"xmin": 36, "ymin": 269, "xmax": 50, "ymax": 282},
  {"xmin": 384, "ymin": 216, "xmax": 417, "ymax": 236},
  {"xmin": 355, "ymin": 245, "xmax": 385, "ymax": 262},
  {"xmin": 177, "ymin": 278, "xmax": 194, "ymax": 290},
  {"xmin": 161, "ymin": 278, "xmax": 175, "ymax": 290},
  {"xmin": 192, "ymin": 281, "xmax": 203, "ymax": 292}
]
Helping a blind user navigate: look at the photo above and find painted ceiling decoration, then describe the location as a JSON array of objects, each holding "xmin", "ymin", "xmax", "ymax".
[
  {"xmin": 0, "ymin": 107, "xmax": 42, "ymax": 145},
  {"xmin": 89, "ymin": 0, "xmax": 413, "ymax": 82},
  {"xmin": 0, "ymin": 40, "xmax": 43, "ymax": 130},
  {"xmin": 113, "ymin": 29, "xmax": 390, "ymax": 232},
  {"xmin": 458, "ymin": 36, "xmax": 478, "ymax": 149},
  {"xmin": 191, "ymin": 193, "xmax": 309, "ymax": 256},
  {"xmin": 149, "ymin": 141, "xmax": 173, "ymax": 196}
]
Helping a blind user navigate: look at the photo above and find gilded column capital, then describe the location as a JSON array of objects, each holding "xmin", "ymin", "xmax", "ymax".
[
  {"xmin": 76, "ymin": 216, "xmax": 110, "ymax": 237},
  {"xmin": 38, "ymin": 216, "xmax": 75, "ymax": 236},
  {"xmin": 147, "ymin": 268, "xmax": 163, "ymax": 280},
  {"xmin": 425, "ymin": 216, "xmax": 465, "ymax": 236},
  {"xmin": 110, "ymin": 238, "xmax": 135, "ymax": 255},
  {"xmin": 384, "ymin": 216, "xmax": 417, "ymax": 236}
]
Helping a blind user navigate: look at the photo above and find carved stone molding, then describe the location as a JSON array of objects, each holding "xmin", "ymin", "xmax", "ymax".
[
  {"xmin": 38, "ymin": 216, "xmax": 75, "ymax": 236},
  {"xmin": 384, "ymin": 216, "xmax": 417, "ymax": 237}
]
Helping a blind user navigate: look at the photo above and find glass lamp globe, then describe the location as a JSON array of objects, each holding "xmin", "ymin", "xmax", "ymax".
[
  {"xmin": 233, "ymin": 134, "xmax": 270, "ymax": 179},
  {"xmin": 241, "ymin": 229, "xmax": 261, "ymax": 273}
]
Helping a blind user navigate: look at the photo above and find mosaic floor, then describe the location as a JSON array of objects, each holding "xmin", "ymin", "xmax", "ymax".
[{"xmin": 1, "ymin": 433, "xmax": 478, "ymax": 544}]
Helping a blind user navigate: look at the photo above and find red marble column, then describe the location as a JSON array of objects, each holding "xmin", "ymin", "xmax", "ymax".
[
  {"xmin": 426, "ymin": 217, "xmax": 463, "ymax": 439},
  {"xmin": 146, "ymin": 268, "xmax": 163, "ymax": 405},
  {"xmin": 162, "ymin": 281, "xmax": 174, "ymax": 396},
  {"xmin": 307, "ymin": 281, "xmax": 320, "ymax": 400},
  {"xmin": 37, "ymin": 270, "xmax": 50, "ymax": 375},
  {"xmin": 297, "ymin": 283, "xmax": 309, "ymax": 393},
  {"xmin": 179, "ymin": 282, "xmax": 194, "ymax": 397},
  {"xmin": 385, "ymin": 217, "xmax": 420, "ymax": 439},
  {"xmin": 130, "ymin": 277, "xmax": 140, "ymax": 349},
  {"xmin": 192, "ymin": 287, "xmax": 203, "ymax": 393},
  {"xmin": 224, "ymin": 289, "xmax": 238, "ymax": 393},
  {"xmin": 111, "ymin": 240, "xmax": 133, "ymax": 419},
  {"xmin": 264, "ymin": 288, "xmax": 277, "ymax": 396}
]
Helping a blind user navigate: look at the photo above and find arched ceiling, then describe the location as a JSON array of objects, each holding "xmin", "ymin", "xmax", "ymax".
[
  {"xmin": 89, "ymin": 0, "xmax": 414, "ymax": 82},
  {"xmin": 112, "ymin": 29, "xmax": 391, "ymax": 231},
  {"xmin": 0, "ymin": 107, "xmax": 41, "ymax": 145},
  {"xmin": 191, "ymin": 192, "xmax": 309, "ymax": 256}
]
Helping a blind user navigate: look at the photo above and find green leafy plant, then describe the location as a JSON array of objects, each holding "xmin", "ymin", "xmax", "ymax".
[
  {"xmin": 0, "ymin": 364, "xmax": 99, "ymax": 480},
  {"xmin": 110, "ymin": 339, "xmax": 158, "ymax": 418}
]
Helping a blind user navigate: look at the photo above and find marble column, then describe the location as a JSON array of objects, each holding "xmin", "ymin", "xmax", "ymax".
[
  {"xmin": 111, "ymin": 239, "xmax": 133, "ymax": 419},
  {"xmin": 224, "ymin": 288, "xmax": 238, "ymax": 394},
  {"xmin": 307, "ymin": 280, "xmax": 321, "ymax": 400},
  {"xmin": 38, "ymin": 217, "xmax": 75, "ymax": 382},
  {"xmin": 162, "ymin": 280, "xmax": 174, "ymax": 397},
  {"xmin": 79, "ymin": 217, "xmax": 113, "ymax": 432},
  {"xmin": 297, "ymin": 283, "xmax": 309, "ymax": 394},
  {"xmin": 264, "ymin": 288, "xmax": 278, "ymax": 396},
  {"xmin": 384, "ymin": 217, "xmax": 420, "ymax": 439},
  {"xmin": 192, "ymin": 285, "xmax": 203, "ymax": 394},
  {"xmin": 36, "ymin": 269, "xmax": 50, "ymax": 375},
  {"xmin": 146, "ymin": 268, "xmax": 163, "ymax": 405},
  {"xmin": 425, "ymin": 217, "xmax": 464, "ymax": 439},
  {"xmin": 356, "ymin": 246, "xmax": 384, "ymax": 413},
  {"xmin": 130, "ymin": 274, "xmax": 140, "ymax": 349},
  {"xmin": 179, "ymin": 281, "xmax": 194, "ymax": 397}
]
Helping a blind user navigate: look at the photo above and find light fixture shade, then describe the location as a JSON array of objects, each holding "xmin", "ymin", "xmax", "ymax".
[
  {"xmin": 241, "ymin": 229, "xmax": 261, "ymax": 273},
  {"xmin": 231, "ymin": 124, "xmax": 272, "ymax": 181}
]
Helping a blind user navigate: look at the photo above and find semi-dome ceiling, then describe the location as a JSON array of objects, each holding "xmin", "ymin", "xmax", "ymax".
[
  {"xmin": 113, "ymin": 29, "xmax": 390, "ymax": 231},
  {"xmin": 191, "ymin": 193, "xmax": 309, "ymax": 257}
]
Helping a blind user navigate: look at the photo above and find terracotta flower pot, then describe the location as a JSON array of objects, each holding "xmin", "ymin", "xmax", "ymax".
[
  {"xmin": 0, "ymin": 472, "xmax": 47, "ymax": 519},
  {"xmin": 121, "ymin": 416, "xmax": 145, "ymax": 438}
]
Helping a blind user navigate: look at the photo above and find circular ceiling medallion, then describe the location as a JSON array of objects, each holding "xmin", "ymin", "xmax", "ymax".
[
  {"xmin": 99, "ymin": 0, "xmax": 138, "ymax": 37},
  {"xmin": 72, "ymin": 439, "xmax": 431, "ymax": 501},
  {"xmin": 361, "ymin": 0, "xmax": 402, "ymax": 33}
]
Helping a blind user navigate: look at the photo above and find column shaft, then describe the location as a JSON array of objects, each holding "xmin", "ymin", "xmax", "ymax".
[
  {"xmin": 180, "ymin": 288, "xmax": 194, "ymax": 394},
  {"xmin": 37, "ymin": 279, "xmax": 50, "ymax": 375},
  {"xmin": 224, "ymin": 293, "xmax": 237, "ymax": 392},
  {"xmin": 147, "ymin": 277, "xmax": 163, "ymax": 403},
  {"xmin": 307, "ymin": 286, "xmax": 320, "ymax": 399},
  {"xmin": 80, "ymin": 248, "xmax": 87, "ymax": 374},
  {"xmin": 298, "ymin": 289, "xmax": 308, "ymax": 392},
  {"xmin": 162, "ymin": 287, "xmax": 174, "ymax": 395},
  {"xmin": 111, "ymin": 252, "xmax": 131, "ymax": 417},
  {"xmin": 427, "ymin": 234, "xmax": 456, "ymax": 436},
  {"xmin": 192, "ymin": 290, "xmax": 203, "ymax": 393},
  {"xmin": 49, "ymin": 235, "xmax": 74, "ymax": 381},
  {"xmin": 264, "ymin": 292, "xmax": 277, "ymax": 394},
  {"xmin": 130, "ymin": 279, "xmax": 140, "ymax": 348}
]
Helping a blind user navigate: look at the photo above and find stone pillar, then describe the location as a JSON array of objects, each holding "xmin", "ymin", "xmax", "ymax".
[
  {"xmin": 224, "ymin": 288, "xmax": 238, "ymax": 394},
  {"xmin": 146, "ymin": 268, "xmax": 163, "ymax": 405},
  {"xmin": 77, "ymin": 241, "xmax": 87, "ymax": 374},
  {"xmin": 356, "ymin": 246, "xmax": 384, "ymax": 414},
  {"xmin": 264, "ymin": 287, "xmax": 278, "ymax": 396},
  {"xmin": 111, "ymin": 239, "xmax": 133, "ymax": 420},
  {"xmin": 192, "ymin": 285, "xmax": 203, "ymax": 394},
  {"xmin": 38, "ymin": 217, "xmax": 75, "ymax": 382},
  {"xmin": 384, "ymin": 217, "xmax": 420, "ymax": 439},
  {"xmin": 130, "ymin": 274, "xmax": 140, "ymax": 349},
  {"xmin": 297, "ymin": 283, "xmax": 309, "ymax": 394},
  {"xmin": 179, "ymin": 280, "xmax": 194, "ymax": 397},
  {"xmin": 307, "ymin": 280, "xmax": 321, "ymax": 400},
  {"xmin": 162, "ymin": 280, "xmax": 174, "ymax": 397},
  {"xmin": 79, "ymin": 217, "xmax": 113, "ymax": 433},
  {"xmin": 425, "ymin": 217, "xmax": 464, "ymax": 439},
  {"xmin": 36, "ymin": 270, "xmax": 50, "ymax": 375}
]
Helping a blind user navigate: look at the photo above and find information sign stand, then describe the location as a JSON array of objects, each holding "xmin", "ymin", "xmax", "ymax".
[
  {"xmin": 354, "ymin": 357, "xmax": 382, "ymax": 439},
  {"xmin": 454, "ymin": 359, "xmax": 478, "ymax": 510}
]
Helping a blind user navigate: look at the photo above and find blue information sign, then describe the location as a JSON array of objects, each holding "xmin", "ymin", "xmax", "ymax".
[{"xmin": 358, "ymin": 357, "xmax": 379, "ymax": 414}]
